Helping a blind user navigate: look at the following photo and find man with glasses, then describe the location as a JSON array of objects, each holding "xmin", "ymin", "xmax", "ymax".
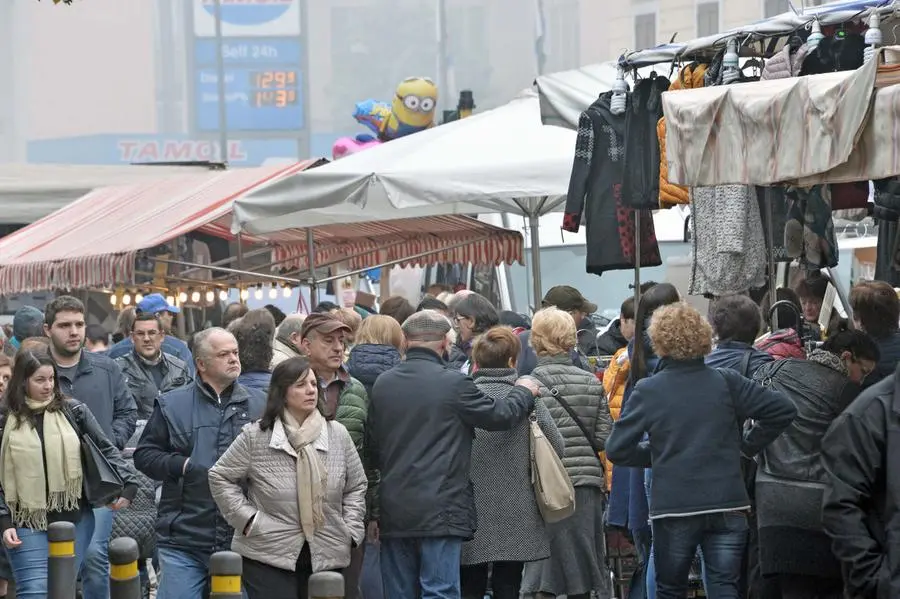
[
  {"xmin": 116, "ymin": 312, "xmax": 192, "ymax": 419},
  {"xmin": 108, "ymin": 294, "xmax": 194, "ymax": 376}
]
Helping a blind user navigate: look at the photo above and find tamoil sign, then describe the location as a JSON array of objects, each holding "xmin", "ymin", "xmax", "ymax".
[{"xmin": 193, "ymin": 0, "xmax": 300, "ymax": 37}]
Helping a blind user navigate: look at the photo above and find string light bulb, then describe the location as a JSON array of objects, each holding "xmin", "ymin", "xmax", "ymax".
[
  {"xmin": 722, "ymin": 38, "xmax": 740, "ymax": 84},
  {"xmin": 254, "ymin": 286, "xmax": 263, "ymax": 300},
  {"xmin": 205, "ymin": 290, "xmax": 215, "ymax": 303},
  {"xmin": 122, "ymin": 293, "xmax": 131, "ymax": 306},
  {"xmin": 240, "ymin": 288, "xmax": 249, "ymax": 301},
  {"xmin": 190, "ymin": 290, "xmax": 201, "ymax": 303},
  {"xmin": 109, "ymin": 294, "xmax": 118, "ymax": 306},
  {"xmin": 864, "ymin": 11, "xmax": 882, "ymax": 63},
  {"xmin": 282, "ymin": 285, "xmax": 292, "ymax": 298},
  {"xmin": 269, "ymin": 286, "xmax": 278, "ymax": 299},
  {"xmin": 166, "ymin": 295, "xmax": 176, "ymax": 307},
  {"xmin": 135, "ymin": 293, "xmax": 144, "ymax": 304},
  {"xmin": 610, "ymin": 65, "xmax": 627, "ymax": 115},
  {"xmin": 219, "ymin": 289, "xmax": 229, "ymax": 302},
  {"xmin": 178, "ymin": 291, "xmax": 188, "ymax": 304}
]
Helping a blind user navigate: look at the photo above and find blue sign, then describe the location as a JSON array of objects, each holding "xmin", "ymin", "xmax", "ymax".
[
  {"xmin": 201, "ymin": 0, "xmax": 293, "ymax": 26},
  {"xmin": 192, "ymin": 38, "xmax": 303, "ymax": 133},
  {"xmin": 27, "ymin": 135, "xmax": 300, "ymax": 166}
]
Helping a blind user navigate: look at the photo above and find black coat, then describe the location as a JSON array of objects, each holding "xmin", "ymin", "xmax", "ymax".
[
  {"xmin": 822, "ymin": 372, "xmax": 900, "ymax": 598},
  {"xmin": 368, "ymin": 347, "xmax": 534, "ymax": 539},
  {"xmin": 594, "ymin": 320, "xmax": 627, "ymax": 357}
]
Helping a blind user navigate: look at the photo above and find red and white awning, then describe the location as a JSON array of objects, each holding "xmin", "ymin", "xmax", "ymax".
[{"xmin": 0, "ymin": 161, "xmax": 523, "ymax": 294}]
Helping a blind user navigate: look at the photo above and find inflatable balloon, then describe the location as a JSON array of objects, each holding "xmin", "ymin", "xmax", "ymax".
[
  {"xmin": 332, "ymin": 134, "xmax": 382, "ymax": 160},
  {"xmin": 352, "ymin": 77, "xmax": 439, "ymax": 142}
]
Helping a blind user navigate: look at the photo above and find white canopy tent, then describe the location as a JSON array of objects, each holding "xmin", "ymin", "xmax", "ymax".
[
  {"xmin": 533, "ymin": 62, "xmax": 619, "ymax": 129},
  {"xmin": 232, "ymin": 89, "xmax": 582, "ymax": 307}
]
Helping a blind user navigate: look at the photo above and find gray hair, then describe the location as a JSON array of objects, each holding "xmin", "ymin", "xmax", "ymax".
[
  {"xmin": 193, "ymin": 327, "xmax": 234, "ymax": 361},
  {"xmin": 275, "ymin": 313, "xmax": 306, "ymax": 345}
]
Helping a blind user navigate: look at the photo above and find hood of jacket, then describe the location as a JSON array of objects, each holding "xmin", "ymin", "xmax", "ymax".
[{"xmin": 347, "ymin": 344, "xmax": 402, "ymax": 391}]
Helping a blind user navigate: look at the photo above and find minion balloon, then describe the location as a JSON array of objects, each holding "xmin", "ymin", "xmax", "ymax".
[{"xmin": 382, "ymin": 77, "xmax": 438, "ymax": 141}]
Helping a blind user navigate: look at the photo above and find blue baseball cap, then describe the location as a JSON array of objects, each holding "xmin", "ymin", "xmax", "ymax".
[{"xmin": 136, "ymin": 293, "xmax": 180, "ymax": 315}]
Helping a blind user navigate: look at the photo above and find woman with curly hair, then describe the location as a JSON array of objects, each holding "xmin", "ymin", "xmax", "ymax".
[{"xmin": 607, "ymin": 302, "xmax": 796, "ymax": 599}]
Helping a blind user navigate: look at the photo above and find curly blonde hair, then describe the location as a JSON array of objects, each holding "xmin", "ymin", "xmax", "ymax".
[
  {"xmin": 530, "ymin": 307, "xmax": 577, "ymax": 357},
  {"xmin": 648, "ymin": 302, "xmax": 713, "ymax": 360}
]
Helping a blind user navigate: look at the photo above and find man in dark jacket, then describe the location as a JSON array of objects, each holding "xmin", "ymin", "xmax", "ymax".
[
  {"xmin": 108, "ymin": 294, "xmax": 194, "ymax": 376},
  {"xmin": 518, "ymin": 285, "xmax": 595, "ymax": 375},
  {"xmin": 821, "ymin": 369, "xmax": 900, "ymax": 598},
  {"xmin": 117, "ymin": 312, "xmax": 192, "ymax": 419},
  {"xmin": 43, "ymin": 295, "xmax": 138, "ymax": 599},
  {"xmin": 369, "ymin": 310, "xmax": 540, "ymax": 598},
  {"xmin": 134, "ymin": 327, "xmax": 265, "ymax": 599}
]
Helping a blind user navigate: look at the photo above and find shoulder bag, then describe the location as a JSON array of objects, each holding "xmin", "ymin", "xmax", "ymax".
[
  {"xmin": 528, "ymin": 409, "xmax": 575, "ymax": 523},
  {"xmin": 62, "ymin": 404, "xmax": 125, "ymax": 507}
]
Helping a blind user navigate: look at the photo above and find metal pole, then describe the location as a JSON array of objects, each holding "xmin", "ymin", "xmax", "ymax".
[
  {"xmin": 150, "ymin": 257, "xmax": 303, "ymax": 285},
  {"xmin": 109, "ymin": 537, "xmax": 142, "ymax": 599},
  {"xmin": 48, "ymin": 521, "xmax": 77, "ymax": 599},
  {"xmin": 235, "ymin": 232, "xmax": 246, "ymax": 302},
  {"xmin": 309, "ymin": 571, "xmax": 345, "ymax": 598},
  {"xmin": 209, "ymin": 551, "xmax": 243, "ymax": 599},
  {"xmin": 306, "ymin": 227, "xmax": 318, "ymax": 308},
  {"xmin": 765, "ymin": 195, "xmax": 779, "ymax": 329},
  {"xmin": 632, "ymin": 211, "xmax": 643, "ymax": 374},
  {"xmin": 436, "ymin": 0, "xmax": 451, "ymax": 112},
  {"xmin": 528, "ymin": 212, "xmax": 542, "ymax": 311},
  {"xmin": 212, "ymin": 0, "xmax": 229, "ymax": 164}
]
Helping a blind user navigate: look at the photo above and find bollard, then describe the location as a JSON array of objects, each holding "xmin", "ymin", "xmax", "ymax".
[
  {"xmin": 209, "ymin": 551, "xmax": 242, "ymax": 599},
  {"xmin": 47, "ymin": 521, "xmax": 77, "ymax": 599},
  {"xmin": 309, "ymin": 571, "xmax": 345, "ymax": 599},
  {"xmin": 109, "ymin": 536, "xmax": 141, "ymax": 599}
]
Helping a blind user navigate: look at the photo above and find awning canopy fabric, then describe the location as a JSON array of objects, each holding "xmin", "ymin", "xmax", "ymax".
[
  {"xmin": 0, "ymin": 160, "xmax": 524, "ymax": 294},
  {"xmin": 533, "ymin": 62, "xmax": 619, "ymax": 129},
  {"xmin": 231, "ymin": 89, "xmax": 576, "ymax": 234},
  {"xmin": 0, "ymin": 163, "xmax": 216, "ymax": 225}
]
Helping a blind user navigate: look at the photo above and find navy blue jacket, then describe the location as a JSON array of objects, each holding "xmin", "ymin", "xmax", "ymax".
[
  {"xmin": 607, "ymin": 359, "xmax": 796, "ymax": 518},
  {"xmin": 56, "ymin": 351, "xmax": 137, "ymax": 450},
  {"xmin": 869, "ymin": 330, "xmax": 900, "ymax": 387},
  {"xmin": 133, "ymin": 380, "xmax": 265, "ymax": 553},
  {"xmin": 706, "ymin": 341, "xmax": 774, "ymax": 378},
  {"xmin": 347, "ymin": 343, "xmax": 402, "ymax": 397},
  {"xmin": 109, "ymin": 336, "xmax": 195, "ymax": 377},
  {"xmin": 236, "ymin": 371, "xmax": 271, "ymax": 394}
]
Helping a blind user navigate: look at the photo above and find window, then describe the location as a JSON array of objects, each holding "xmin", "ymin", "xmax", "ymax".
[
  {"xmin": 634, "ymin": 13, "xmax": 657, "ymax": 50},
  {"xmin": 544, "ymin": 0, "xmax": 581, "ymax": 72},
  {"xmin": 763, "ymin": 0, "xmax": 788, "ymax": 18},
  {"xmin": 696, "ymin": 2, "xmax": 719, "ymax": 37}
]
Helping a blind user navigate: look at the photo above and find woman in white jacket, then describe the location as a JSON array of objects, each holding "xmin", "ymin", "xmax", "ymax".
[{"xmin": 209, "ymin": 356, "xmax": 367, "ymax": 599}]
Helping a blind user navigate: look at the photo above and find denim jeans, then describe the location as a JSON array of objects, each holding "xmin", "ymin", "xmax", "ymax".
[
  {"xmin": 652, "ymin": 512, "xmax": 748, "ymax": 599},
  {"xmin": 360, "ymin": 539, "xmax": 384, "ymax": 599},
  {"xmin": 381, "ymin": 537, "xmax": 462, "ymax": 599},
  {"xmin": 81, "ymin": 506, "xmax": 115, "ymax": 599},
  {"xmin": 156, "ymin": 546, "xmax": 212, "ymax": 599},
  {"xmin": 7, "ymin": 512, "xmax": 95, "ymax": 599}
]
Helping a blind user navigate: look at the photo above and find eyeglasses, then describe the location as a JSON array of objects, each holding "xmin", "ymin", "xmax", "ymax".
[{"xmin": 133, "ymin": 330, "xmax": 160, "ymax": 339}]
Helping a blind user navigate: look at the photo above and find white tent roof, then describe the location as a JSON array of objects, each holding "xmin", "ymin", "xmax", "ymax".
[
  {"xmin": 0, "ymin": 163, "xmax": 216, "ymax": 225},
  {"xmin": 232, "ymin": 89, "xmax": 579, "ymax": 234},
  {"xmin": 533, "ymin": 62, "xmax": 619, "ymax": 129}
]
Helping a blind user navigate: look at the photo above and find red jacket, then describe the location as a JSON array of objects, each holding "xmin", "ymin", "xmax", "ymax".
[{"xmin": 755, "ymin": 329, "xmax": 805, "ymax": 360}]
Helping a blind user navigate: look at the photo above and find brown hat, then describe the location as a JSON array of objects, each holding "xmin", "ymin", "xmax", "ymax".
[
  {"xmin": 300, "ymin": 312, "xmax": 351, "ymax": 339},
  {"xmin": 542, "ymin": 285, "xmax": 597, "ymax": 314}
]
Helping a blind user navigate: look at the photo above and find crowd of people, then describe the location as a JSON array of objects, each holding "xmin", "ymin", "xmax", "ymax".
[{"xmin": 0, "ymin": 273, "xmax": 897, "ymax": 599}]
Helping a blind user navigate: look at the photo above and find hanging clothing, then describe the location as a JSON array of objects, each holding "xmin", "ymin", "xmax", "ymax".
[
  {"xmin": 784, "ymin": 186, "xmax": 839, "ymax": 270},
  {"xmin": 689, "ymin": 185, "xmax": 767, "ymax": 296},
  {"xmin": 563, "ymin": 92, "xmax": 661, "ymax": 275},
  {"xmin": 622, "ymin": 76, "xmax": 670, "ymax": 209},
  {"xmin": 760, "ymin": 43, "xmax": 810, "ymax": 81},
  {"xmin": 756, "ymin": 186, "xmax": 793, "ymax": 263},
  {"xmin": 657, "ymin": 64, "xmax": 707, "ymax": 208}
]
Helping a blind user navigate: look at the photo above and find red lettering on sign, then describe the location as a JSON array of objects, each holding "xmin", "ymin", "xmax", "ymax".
[{"xmin": 117, "ymin": 140, "xmax": 248, "ymax": 163}]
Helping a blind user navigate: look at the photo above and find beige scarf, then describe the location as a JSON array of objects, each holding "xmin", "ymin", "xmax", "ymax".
[
  {"xmin": 0, "ymin": 398, "xmax": 82, "ymax": 530},
  {"xmin": 282, "ymin": 409, "xmax": 327, "ymax": 538}
]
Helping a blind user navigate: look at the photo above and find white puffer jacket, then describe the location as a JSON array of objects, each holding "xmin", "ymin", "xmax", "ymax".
[{"xmin": 209, "ymin": 418, "xmax": 367, "ymax": 572}]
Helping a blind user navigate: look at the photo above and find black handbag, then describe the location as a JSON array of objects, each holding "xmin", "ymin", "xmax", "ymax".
[{"xmin": 62, "ymin": 406, "xmax": 125, "ymax": 507}]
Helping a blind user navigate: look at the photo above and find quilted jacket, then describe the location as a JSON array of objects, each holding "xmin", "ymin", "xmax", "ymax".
[
  {"xmin": 600, "ymin": 347, "xmax": 629, "ymax": 490},
  {"xmin": 208, "ymin": 418, "xmax": 367, "ymax": 573},
  {"xmin": 532, "ymin": 354, "xmax": 612, "ymax": 489},
  {"xmin": 657, "ymin": 63, "xmax": 707, "ymax": 208}
]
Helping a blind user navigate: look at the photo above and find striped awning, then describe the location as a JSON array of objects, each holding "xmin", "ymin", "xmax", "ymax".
[{"xmin": 0, "ymin": 161, "xmax": 523, "ymax": 294}]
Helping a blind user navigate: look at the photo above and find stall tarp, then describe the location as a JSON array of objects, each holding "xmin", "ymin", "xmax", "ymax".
[
  {"xmin": 533, "ymin": 62, "xmax": 619, "ymax": 129},
  {"xmin": 0, "ymin": 161, "xmax": 322, "ymax": 294},
  {"xmin": 232, "ymin": 89, "xmax": 576, "ymax": 235},
  {"xmin": 662, "ymin": 55, "xmax": 879, "ymax": 187},
  {"xmin": 0, "ymin": 163, "xmax": 215, "ymax": 225}
]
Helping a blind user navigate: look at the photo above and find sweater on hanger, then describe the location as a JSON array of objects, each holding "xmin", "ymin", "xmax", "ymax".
[
  {"xmin": 563, "ymin": 92, "xmax": 661, "ymax": 275},
  {"xmin": 689, "ymin": 184, "xmax": 767, "ymax": 295}
]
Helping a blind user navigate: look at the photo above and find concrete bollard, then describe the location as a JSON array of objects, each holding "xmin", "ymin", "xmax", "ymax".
[
  {"xmin": 47, "ymin": 521, "xmax": 77, "ymax": 599},
  {"xmin": 309, "ymin": 571, "xmax": 345, "ymax": 598},
  {"xmin": 109, "ymin": 536, "xmax": 141, "ymax": 599},
  {"xmin": 209, "ymin": 551, "xmax": 243, "ymax": 599}
]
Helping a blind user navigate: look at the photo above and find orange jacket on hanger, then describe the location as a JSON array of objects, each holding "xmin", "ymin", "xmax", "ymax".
[{"xmin": 658, "ymin": 63, "xmax": 708, "ymax": 208}]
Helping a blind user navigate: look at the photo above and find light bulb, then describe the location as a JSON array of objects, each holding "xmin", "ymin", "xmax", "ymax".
[
  {"xmin": 268, "ymin": 286, "xmax": 278, "ymax": 299},
  {"xmin": 240, "ymin": 288, "xmax": 249, "ymax": 301},
  {"xmin": 205, "ymin": 290, "xmax": 215, "ymax": 302},
  {"xmin": 122, "ymin": 294, "xmax": 131, "ymax": 306},
  {"xmin": 166, "ymin": 296, "xmax": 176, "ymax": 307},
  {"xmin": 178, "ymin": 291, "xmax": 188, "ymax": 304},
  {"xmin": 191, "ymin": 290, "xmax": 201, "ymax": 303},
  {"xmin": 109, "ymin": 294, "xmax": 117, "ymax": 306},
  {"xmin": 254, "ymin": 287, "xmax": 263, "ymax": 300},
  {"xmin": 219, "ymin": 289, "xmax": 229, "ymax": 301},
  {"xmin": 282, "ymin": 286, "xmax": 292, "ymax": 298}
]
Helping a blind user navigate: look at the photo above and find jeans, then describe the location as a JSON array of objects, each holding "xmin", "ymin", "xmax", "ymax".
[
  {"xmin": 81, "ymin": 506, "xmax": 115, "ymax": 599},
  {"xmin": 7, "ymin": 512, "xmax": 95, "ymax": 599},
  {"xmin": 652, "ymin": 512, "xmax": 748, "ymax": 599},
  {"xmin": 381, "ymin": 537, "xmax": 462, "ymax": 599},
  {"xmin": 360, "ymin": 540, "xmax": 384, "ymax": 599},
  {"xmin": 156, "ymin": 546, "xmax": 211, "ymax": 599}
]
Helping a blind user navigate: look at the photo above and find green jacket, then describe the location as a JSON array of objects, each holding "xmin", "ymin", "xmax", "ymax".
[{"xmin": 335, "ymin": 377, "xmax": 379, "ymax": 519}]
